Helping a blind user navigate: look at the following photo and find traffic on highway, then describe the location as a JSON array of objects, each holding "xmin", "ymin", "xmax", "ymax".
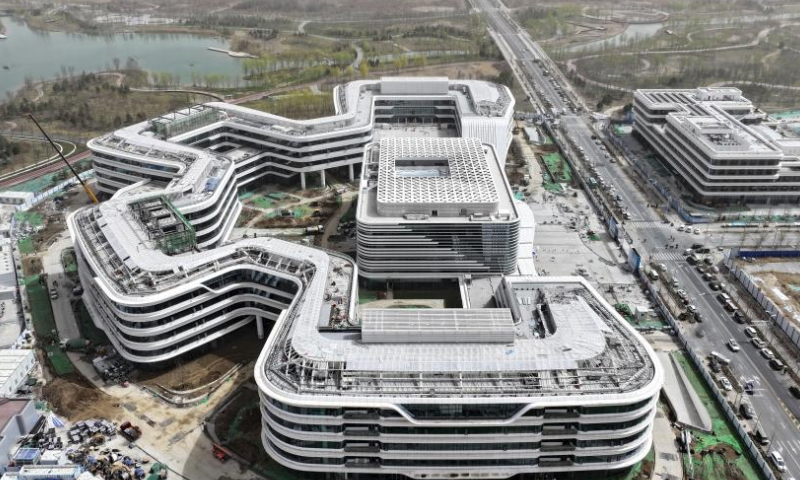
[{"xmin": 473, "ymin": 0, "xmax": 800, "ymax": 476}]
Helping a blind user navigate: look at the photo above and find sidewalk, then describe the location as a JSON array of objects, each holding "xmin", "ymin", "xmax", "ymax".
[
  {"xmin": 40, "ymin": 234, "xmax": 80, "ymax": 340},
  {"xmin": 652, "ymin": 403, "xmax": 684, "ymax": 480}
]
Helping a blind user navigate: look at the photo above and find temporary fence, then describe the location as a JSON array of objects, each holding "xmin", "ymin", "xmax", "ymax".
[
  {"xmin": 724, "ymin": 249, "xmax": 800, "ymax": 351},
  {"xmin": 605, "ymin": 125, "xmax": 708, "ymax": 224},
  {"xmin": 641, "ymin": 273, "xmax": 776, "ymax": 480}
]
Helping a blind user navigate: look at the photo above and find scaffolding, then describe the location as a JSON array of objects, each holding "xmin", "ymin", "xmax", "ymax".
[{"xmin": 129, "ymin": 195, "xmax": 196, "ymax": 255}]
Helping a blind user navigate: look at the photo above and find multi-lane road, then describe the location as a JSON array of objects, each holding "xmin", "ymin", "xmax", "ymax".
[{"xmin": 473, "ymin": 0, "xmax": 800, "ymax": 475}]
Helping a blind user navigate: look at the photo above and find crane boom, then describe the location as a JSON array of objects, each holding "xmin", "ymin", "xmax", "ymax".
[{"xmin": 28, "ymin": 114, "xmax": 99, "ymax": 204}]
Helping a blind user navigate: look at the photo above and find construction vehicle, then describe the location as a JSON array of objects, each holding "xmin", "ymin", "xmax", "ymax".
[
  {"xmin": 119, "ymin": 421, "xmax": 142, "ymax": 442},
  {"xmin": 211, "ymin": 444, "xmax": 231, "ymax": 462}
]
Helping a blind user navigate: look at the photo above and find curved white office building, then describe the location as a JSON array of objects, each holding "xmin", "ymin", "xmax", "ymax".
[
  {"xmin": 91, "ymin": 77, "xmax": 515, "ymax": 195},
  {"xmin": 70, "ymin": 77, "xmax": 661, "ymax": 478},
  {"xmin": 255, "ymin": 276, "xmax": 662, "ymax": 479}
]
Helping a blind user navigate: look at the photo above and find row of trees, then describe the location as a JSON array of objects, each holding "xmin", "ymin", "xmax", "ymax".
[{"xmin": 0, "ymin": 134, "xmax": 21, "ymax": 162}]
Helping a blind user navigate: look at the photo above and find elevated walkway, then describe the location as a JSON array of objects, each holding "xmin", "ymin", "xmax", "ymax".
[{"xmin": 657, "ymin": 351, "xmax": 712, "ymax": 433}]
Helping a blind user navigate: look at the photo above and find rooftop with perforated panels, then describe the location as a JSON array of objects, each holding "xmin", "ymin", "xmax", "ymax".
[{"xmin": 359, "ymin": 137, "xmax": 518, "ymax": 222}]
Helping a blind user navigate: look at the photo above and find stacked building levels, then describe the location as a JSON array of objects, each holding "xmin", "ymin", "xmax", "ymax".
[
  {"xmin": 91, "ymin": 77, "xmax": 515, "ymax": 195},
  {"xmin": 71, "ymin": 77, "xmax": 662, "ymax": 478},
  {"xmin": 633, "ymin": 87, "xmax": 800, "ymax": 204},
  {"xmin": 357, "ymin": 137, "xmax": 520, "ymax": 278}
]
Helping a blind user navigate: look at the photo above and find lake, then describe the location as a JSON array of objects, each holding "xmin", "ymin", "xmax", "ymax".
[{"xmin": 0, "ymin": 17, "xmax": 241, "ymax": 98}]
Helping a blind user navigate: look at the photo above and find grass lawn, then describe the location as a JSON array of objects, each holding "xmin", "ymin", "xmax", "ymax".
[
  {"xmin": 25, "ymin": 274, "xmax": 75, "ymax": 376},
  {"xmin": 673, "ymin": 351, "xmax": 763, "ymax": 480},
  {"xmin": 17, "ymin": 238, "xmax": 35, "ymax": 255},
  {"xmin": 74, "ymin": 299, "xmax": 110, "ymax": 346}
]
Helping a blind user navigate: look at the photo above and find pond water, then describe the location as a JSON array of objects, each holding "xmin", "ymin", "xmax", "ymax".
[{"xmin": 0, "ymin": 17, "xmax": 241, "ymax": 98}]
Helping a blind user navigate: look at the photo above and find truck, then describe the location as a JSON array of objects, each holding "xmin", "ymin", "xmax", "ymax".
[{"xmin": 119, "ymin": 421, "xmax": 142, "ymax": 442}]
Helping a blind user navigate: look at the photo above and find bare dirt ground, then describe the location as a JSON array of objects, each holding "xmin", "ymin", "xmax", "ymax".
[
  {"xmin": 42, "ymin": 375, "xmax": 122, "ymax": 421},
  {"xmin": 135, "ymin": 327, "xmax": 264, "ymax": 390}
]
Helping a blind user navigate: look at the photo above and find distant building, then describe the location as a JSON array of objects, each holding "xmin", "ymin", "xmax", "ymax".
[
  {"xmin": 633, "ymin": 87, "xmax": 800, "ymax": 204},
  {"xmin": 0, "ymin": 243, "xmax": 21, "ymax": 349},
  {"xmin": 0, "ymin": 350, "xmax": 35, "ymax": 397},
  {"xmin": 0, "ymin": 193, "xmax": 33, "ymax": 211},
  {"xmin": 0, "ymin": 400, "xmax": 39, "ymax": 474},
  {"xmin": 0, "ymin": 465, "xmax": 83, "ymax": 480}
]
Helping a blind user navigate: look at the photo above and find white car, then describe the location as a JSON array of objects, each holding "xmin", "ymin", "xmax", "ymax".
[
  {"xmin": 719, "ymin": 377, "xmax": 733, "ymax": 391},
  {"xmin": 744, "ymin": 327, "xmax": 757, "ymax": 337},
  {"xmin": 760, "ymin": 348, "xmax": 775, "ymax": 360},
  {"xmin": 727, "ymin": 339, "xmax": 740, "ymax": 352},
  {"xmin": 694, "ymin": 228, "xmax": 701, "ymax": 234},
  {"xmin": 751, "ymin": 338, "xmax": 767, "ymax": 349},
  {"xmin": 677, "ymin": 225, "xmax": 685, "ymax": 232},
  {"xmin": 770, "ymin": 451, "xmax": 786, "ymax": 472}
]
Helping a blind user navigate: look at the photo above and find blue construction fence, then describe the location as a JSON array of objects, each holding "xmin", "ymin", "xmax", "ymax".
[{"xmin": 737, "ymin": 250, "xmax": 800, "ymax": 259}]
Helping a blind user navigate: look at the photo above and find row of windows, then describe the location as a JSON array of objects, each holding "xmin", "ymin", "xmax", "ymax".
[
  {"xmin": 267, "ymin": 440, "xmax": 644, "ymax": 468},
  {"xmin": 267, "ymin": 425, "xmax": 648, "ymax": 451},
  {"xmin": 265, "ymin": 408, "xmax": 651, "ymax": 435}
]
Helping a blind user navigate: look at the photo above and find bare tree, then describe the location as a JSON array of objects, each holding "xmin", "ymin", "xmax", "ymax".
[{"xmin": 113, "ymin": 57, "xmax": 121, "ymax": 71}]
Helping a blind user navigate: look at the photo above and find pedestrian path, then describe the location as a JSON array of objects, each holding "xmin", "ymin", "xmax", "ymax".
[
  {"xmin": 651, "ymin": 251, "xmax": 686, "ymax": 261},
  {"xmin": 652, "ymin": 403, "xmax": 683, "ymax": 480}
]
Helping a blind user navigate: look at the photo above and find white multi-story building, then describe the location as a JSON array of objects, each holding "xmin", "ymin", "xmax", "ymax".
[
  {"xmin": 357, "ymin": 137, "xmax": 520, "ymax": 278},
  {"xmin": 256, "ymin": 275, "xmax": 661, "ymax": 478},
  {"xmin": 91, "ymin": 77, "xmax": 515, "ymax": 195},
  {"xmin": 633, "ymin": 87, "xmax": 800, "ymax": 204},
  {"xmin": 70, "ymin": 77, "xmax": 661, "ymax": 478}
]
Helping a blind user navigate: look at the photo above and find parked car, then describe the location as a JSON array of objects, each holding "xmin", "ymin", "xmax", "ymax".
[
  {"xmin": 719, "ymin": 377, "xmax": 733, "ymax": 391},
  {"xmin": 727, "ymin": 339, "xmax": 740, "ymax": 352},
  {"xmin": 739, "ymin": 401, "xmax": 755, "ymax": 419},
  {"xmin": 709, "ymin": 281, "xmax": 721, "ymax": 291},
  {"xmin": 789, "ymin": 385, "xmax": 800, "ymax": 399},
  {"xmin": 703, "ymin": 272, "xmax": 714, "ymax": 281},
  {"xmin": 732, "ymin": 311, "xmax": 745, "ymax": 323},
  {"xmin": 770, "ymin": 451, "xmax": 787, "ymax": 472},
  {"xmin": 49, "ymin": 288, "xmax": 58, "ymax": 300},
  {"xmin": 744, "ymin": 326, "xmax": 758, "ymax": 337},
  {"xmin": 760, "ymin": 348, "xmax": 775, "ymax": 360},
  {"xmin": 694, "ymin": 228, "xmax": 701, "ymax": 235},
  {"xmin": 752, "ymin": 338, "xmax": 767, "ymax": 349},
  {"xmin": 769, "ymin": 358, "xmax": 785, "ymax": 371}
]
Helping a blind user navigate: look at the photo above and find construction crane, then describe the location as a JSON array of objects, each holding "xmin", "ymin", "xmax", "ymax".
[{"xmin": 28, "ymin": 114, "xmax": 99, "ymax": 204}]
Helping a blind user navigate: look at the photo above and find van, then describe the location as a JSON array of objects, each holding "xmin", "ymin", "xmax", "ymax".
[
  {"xmin": 710, "ymin": 351, "xmax": 731, "ymax": 366},
  {"xmin": 754, "ymin": 428, "xmax": 770, "ymax": 446},
  {"xmin": 725, "ymin": 300, "xmax": 739, "ymax": 313}
]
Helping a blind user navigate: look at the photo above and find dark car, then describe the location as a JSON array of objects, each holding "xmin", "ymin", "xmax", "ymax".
[
  {"xmin": 687, "ymin": 255, "xmax": 699, "ymax": 265},
  {"xmin": 709, "ymin": 282, "xmax": 721, "ymax": 291},
  {"xmin": 691, "ymin": 243, "xmax": 704, "ymax": 250},
  {"xmin": 740, "ymin": 402, "xmax": 756, "ymax": 419},
  {"xmin": 769, "ymin": 358, "xmax": 785, "ymax": 371},
  {"xmin": 789, "ymin": 385, "xmax": 800, "ymax": 399},
  {"xmin": 703, "ymin": 257, "xmax": 714, "ymax": 265},
  {"xmin": 696, "ymin": 264, "xmax": 706, "ymax": 274},
  {"xmin": 732, "ymin": 311, "xmax": 745, "ymax": 323}
]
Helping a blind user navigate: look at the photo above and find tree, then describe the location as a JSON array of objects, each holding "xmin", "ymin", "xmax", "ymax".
[
  {"xmin": 113, "ymin": 57, "xmax": 121, "ymax": 71},
  {"xmin": 344, "ymin": 66, "xmax": 354, "ymax": 78},
  {"xmin": 359, "ymin": 62, "xmax": 369, "ymax": 78}
]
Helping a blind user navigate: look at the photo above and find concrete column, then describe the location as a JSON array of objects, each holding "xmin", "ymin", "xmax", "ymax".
[
  {"xmin": 320, "ymin": 169, "xmax": 327, "ymax": 188},
  {"xmin": 348, "ymin": 163, "xmax": 355, "ymax": 182},
  {"xmin": 300, "ymin": 171, "xmax": 306, "ymax": 190},
  {"xmin": 256, "ymin": 315, "xmax": 265, "ymax": 340}
]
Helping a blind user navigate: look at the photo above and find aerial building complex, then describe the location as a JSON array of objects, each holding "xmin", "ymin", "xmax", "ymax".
[
  {"xmin": 71, "ymin": 77, "xmax": 661, "ymax": 478},
  {"xmin": 633, "ymin": 87, "xmax": 800, "ymax": 204}
]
